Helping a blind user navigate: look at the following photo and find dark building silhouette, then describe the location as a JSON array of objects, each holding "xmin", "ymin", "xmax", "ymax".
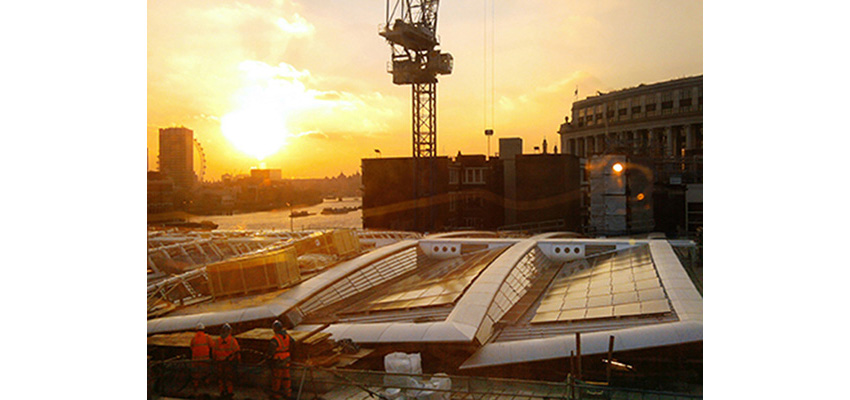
[
  {"xmin": 249, "ymin": 168, "xmax": 282, "ymax": 182},
  {"xmin": 158, "ymin": 127, "xmax": 195, "ymax": 190},
  {"xmin": 147, "ymin": 171, "xmax": 175, "ymax": 214},
  {"xmin": 447, "ymin": 154, "xmax": 502, "ymax": 229},
  {"xmin": 362, "ymin": 138, "xmax": 583, "ymax": 233},
  {"xmin": 362, "ymin": 157, "xmax": 450, "ymax": 232},
  {"xmin": 512, "ymin": 153, "xmax": 582, "ymax": 231}
]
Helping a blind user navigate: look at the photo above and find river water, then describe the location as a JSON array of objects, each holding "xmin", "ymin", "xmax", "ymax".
[{"xmin": 189, "ymin": 197, "xmax": 362, "ymax": 231}]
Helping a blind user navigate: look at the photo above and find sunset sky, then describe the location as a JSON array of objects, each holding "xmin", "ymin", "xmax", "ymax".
[{"xmin": 147, "ymin": 0, "xmax": 702, "ymax": 180}]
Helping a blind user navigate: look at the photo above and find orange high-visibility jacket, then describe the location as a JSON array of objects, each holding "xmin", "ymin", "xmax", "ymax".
[
  {"xmin": 190, "ymin": 331, "xmax": 213, "ymax": 360},
  {"xmin": 273, "ymin": 333, "xmax": 291, "ymax": 360},
  {"xmin": 213, "ymin": 335, "xmax": 240, "ymax": 361}
]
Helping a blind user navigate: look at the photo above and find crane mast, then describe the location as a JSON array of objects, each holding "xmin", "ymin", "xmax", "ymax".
[{"xmin": 379, "ymin": 0, "xmax": 453, "ymax": 158}]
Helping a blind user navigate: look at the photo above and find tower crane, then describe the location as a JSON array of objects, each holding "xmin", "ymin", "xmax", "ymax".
[{"xmin": 379, "ymin": 0, "xmax": 453, "ymax": 158}]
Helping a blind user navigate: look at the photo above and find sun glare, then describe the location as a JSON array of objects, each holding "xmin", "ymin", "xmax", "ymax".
[{"xmin": 221, "ymin": 106, "xmax": 290, "ymax": 160}]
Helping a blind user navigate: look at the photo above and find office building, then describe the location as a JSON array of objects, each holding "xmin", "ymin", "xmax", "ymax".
[
  {"xmin": 558, "ymin": 75, "xmax": 702, "ymax": 160},
  {"xmin": 158, "ymin": 127, "xmax": 195, "ymax": 190},
  {"xmin": 558, "ymin": 76, "xmax": 703, "ymax": 238},
  {"xmin": 250, "ymin": 168, "xmax": 283, "ymax": 182}
]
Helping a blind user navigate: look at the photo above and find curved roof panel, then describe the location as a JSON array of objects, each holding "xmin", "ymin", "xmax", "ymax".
[{"xmin": 149, "ymin": 232, "xmax": 701, "ymax": 371}]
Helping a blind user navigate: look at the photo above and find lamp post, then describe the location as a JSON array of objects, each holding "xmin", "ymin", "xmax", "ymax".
[{"xmin": 484, "ymin": 129, "xmax": 493, "ymax": 159}]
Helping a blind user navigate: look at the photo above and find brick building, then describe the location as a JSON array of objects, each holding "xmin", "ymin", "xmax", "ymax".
[{"xmin": 362, "ymin": 139, "xmax": 582, "ymax": 233}]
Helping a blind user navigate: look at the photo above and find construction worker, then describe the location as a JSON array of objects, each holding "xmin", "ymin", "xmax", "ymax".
[
  {"xmin": 213, "ymin": 323, "xmax": 241, "ymax": 399},
  {"xmin": 268, "ymin": 320, "xmax": 292, "ymax": 400},
  {"xmin": 190, "ymin": 323, "xmax": 213, "ymax": 393}
]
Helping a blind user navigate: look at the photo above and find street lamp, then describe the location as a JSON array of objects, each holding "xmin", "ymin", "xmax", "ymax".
[
  {"xmin": 484, "ymin": 129, "xmax": 493, "ymax": 159},
  {"xmin": 374, "ymin": 149, "xmax": 382, "ymax": 158},
  {"xmin": 612, "ymin": 162, "xmax": 624, "ymax": 173}
]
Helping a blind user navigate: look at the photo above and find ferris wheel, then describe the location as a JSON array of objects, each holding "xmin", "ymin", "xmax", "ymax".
[{"xmin": 193, "ymin": 138, "xmax": 207, "ymax": 183}]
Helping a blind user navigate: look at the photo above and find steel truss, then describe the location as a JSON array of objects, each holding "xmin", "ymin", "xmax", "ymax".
[{"xmin": 412, "ymin": 82, "xmax": 437, "ymax": 158}]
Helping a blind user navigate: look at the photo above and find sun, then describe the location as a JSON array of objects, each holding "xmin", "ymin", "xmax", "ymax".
[{"xmin": 221, "ymin": 106, "xmax": 290, "ymax": 160}]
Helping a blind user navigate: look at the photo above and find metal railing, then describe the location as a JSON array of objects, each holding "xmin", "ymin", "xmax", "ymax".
[{"xmin": 148, "ymin": 356, "xmax": 701, "ymax": 400}]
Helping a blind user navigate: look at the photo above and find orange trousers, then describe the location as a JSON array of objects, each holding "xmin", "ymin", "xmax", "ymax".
[
  {"xmin": 271, "ymin": 361, "xmax": 291, "ymax": 398},
  {"xmin": 216, "ymin": 362, "xmax": 236, "ymax": 394},
  {"xmin": 191, "ymin": 360, "xmax": 210, "ymax": 389}
]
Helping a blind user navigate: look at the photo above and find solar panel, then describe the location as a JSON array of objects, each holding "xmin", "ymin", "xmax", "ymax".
[
  {"xmin": 612, "ymin": 291, "xmax": 638, "ymax": 305},
  {"xmin": 563, "ymin": 290, "xmax": 586, "ymax": 301},
  {"xmin": 421, "ymin": 286, "xmax": 447, "ymax": 298},
  {"xmin": 548, "ymin": 286, "xmax": 568, "ymax": 296},
  {"xmin": 611, "ymin": 269, "xmax": 633, "ymax": 283},
  {"xmin": 585, "ymin": 305, "xmax": 614, "ymax": 319},
  {"xmin": 613, "ymin": 303, "xmax": 642, "ymax": 317},
  {"xmin": 641, "ymin": 299, "xmax": 671, "ymax": 314},
  {"xmin": 635, "ymin": 278, "xmax": 660, "ymax": 290},
  {"xmin": 529, "ymin": 244, "xmax": 672, "ymax": 324},
  {"xmin": 589, "ymin": 277, "xmax": 612, "ymax": 288},
  {"xmin": 633, "ymin": 269, "xmax": 657, "ymax": 281},
  {"xmin": 638, "ymin": 287, "xmax": 666, "ymax": 301},
  {"xmin": 397, "ymin": 288, "xmax": 428, "ymax": 301},
  {"xmin": 537, "ymin": 299, "xmax": 565, "ymax": 313},
  {"xmin": 436, "ymin": 293, "xmax": 460, "ymax": 305},
  {"xmin": 373, "ymin": 292, "xmax": 405, "ymax": 304},
  {"xmin": 561, "ymin": 298, "xmax": 587, "ymax": 310},
  {"xmin": 531, "ymin": 310, "xmax": 560, "ymax": 323},
  {"xmin": 587, "ymin": 294, "xmax": 613, "ymax": 308},
  {"xmin": 566, "ymin": 278, "xmax": 589, "ymax": 290},
  {"xmin": 588, "ymin": 286, "xmax": 611, "ymax": 297},
  {"xmin": 406, "ymin": 296, "xmax": 440, "ymax": 308},
  {"xmin": 612, "ymin": 281, "xmax": 636, "ymax": 294},
  {"xmin": 557, "ymin": 308, "xmax": 587, "ymax": 321}
]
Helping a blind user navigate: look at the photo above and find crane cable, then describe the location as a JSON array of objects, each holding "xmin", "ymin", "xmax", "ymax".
[{"xmin": 483, "ymin": 0, "xmax": 495, "ymax": 156}]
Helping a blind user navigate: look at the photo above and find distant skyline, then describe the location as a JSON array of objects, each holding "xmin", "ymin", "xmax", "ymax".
[{"xmin": 147, "ymin": 0, "xmax": 702, "ymax": 180}]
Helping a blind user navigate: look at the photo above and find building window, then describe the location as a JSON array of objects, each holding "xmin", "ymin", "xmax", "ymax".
[
  {"xmin": 661, "ymin": 92, "xmax": 673, "ymax": 113},
  {"xmin": 617, "ymin": 99, "xmax": 628, "ymax": 118},
  {"xmin": 679, "ymin": 88, "xmax": 693, "ymax": 111},
  {"xmin": 645, "ymin": 103, "xmax": 656, "ymax": 112},
  {"xmin": 463, "ymin": 168, "xmax": 486, "ymax": 184},
  {"xmin": 449, "ymin": 168, "xmax": 459, "ymax": 184}
]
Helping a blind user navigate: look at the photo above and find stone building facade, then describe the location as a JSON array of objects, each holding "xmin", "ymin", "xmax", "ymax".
[
  {"xmin": 558, "ymin": 75, "xmax": 702, "ymax": 161},
  {"xmin": 558, "ymin": 75, "xmax": 703, "ymax": 238}
]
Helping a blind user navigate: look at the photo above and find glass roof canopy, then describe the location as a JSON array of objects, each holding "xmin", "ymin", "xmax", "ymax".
[
  {"xmin": 149, "ymin": 234, "xmax": 700, "ymax": 368},
  {"xmin": 530, "ymin": 245, "xmax": 671, "ymax": 324},
  {"xmin": 304, "ymin": 246, "xmax": 508, "ymax": 322}
]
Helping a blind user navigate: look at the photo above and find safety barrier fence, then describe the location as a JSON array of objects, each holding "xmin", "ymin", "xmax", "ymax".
[{"xmin": 148, "ymin": 352, "xmax": 701, "ymax": 400}]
